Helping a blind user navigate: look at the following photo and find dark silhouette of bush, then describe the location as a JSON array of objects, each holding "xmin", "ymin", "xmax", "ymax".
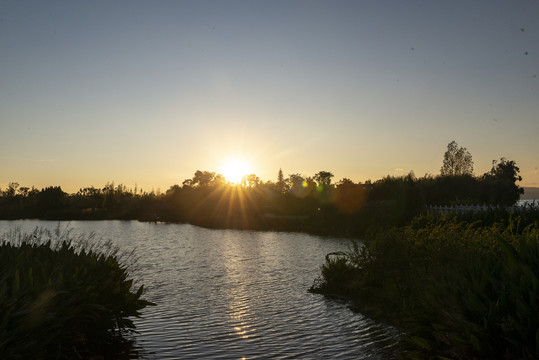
[
  {"xmin": 0, "ymin": 158, "xmax": 528, "ymax": 236},
  {"xmin": 35, "ymin": 186, "xmax": 66, "ymax": 218},
  {"xmin": 311, "ymin": 218, "xmax": 539, "ymax": 359},
  {"xmin": 0, "ymin": 227, "xmax": 154, "ymax": 359}
]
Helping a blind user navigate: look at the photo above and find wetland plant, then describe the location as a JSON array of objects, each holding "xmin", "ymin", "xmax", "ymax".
[
  {"xmin": 0, "ymin": 226, "xmax": 154, "ymax": 359},
  {"xmin": 312, "ymin": 217, "xmax": 539, "ymax": 359}
]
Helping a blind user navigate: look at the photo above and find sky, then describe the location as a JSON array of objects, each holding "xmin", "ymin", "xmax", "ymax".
[{"xmin": 1, "ymin": 0, "xmax": 538, "ymax": 193}]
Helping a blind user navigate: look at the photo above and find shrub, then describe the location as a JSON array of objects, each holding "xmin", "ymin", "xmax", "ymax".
[
  {"xmin": 311, "ymin": 217, "xmax": 539, "ymax": 359},
  {"xmin": 0, "ymin": 227, "xmax": 154, "ymax": 359}
]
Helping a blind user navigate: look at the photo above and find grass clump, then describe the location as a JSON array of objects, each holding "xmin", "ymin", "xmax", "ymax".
[
  {"xmin": 311, "ymin": 216, "xmax": 539, "ymax": 359},
  {"xmin": 0, "ymin": 226, "xmax": 154, "ymax": 359}
]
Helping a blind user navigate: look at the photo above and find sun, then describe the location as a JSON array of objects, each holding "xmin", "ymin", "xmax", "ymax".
[{"xmin": 221, "ymin": 158, "xmax": 252, "ymax": 184}]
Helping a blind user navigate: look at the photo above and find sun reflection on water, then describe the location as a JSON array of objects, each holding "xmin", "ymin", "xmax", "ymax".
[{"xmin": 228, "ymin": 289, "xmax": 254, "ymax": 340}]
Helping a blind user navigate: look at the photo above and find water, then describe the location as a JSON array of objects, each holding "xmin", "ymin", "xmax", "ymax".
[
  {"xmin": 0, "ymin": 220, "xmax": 399, "ymax": 359},
  {"xmin": 517, "ymin": 199, "xmax": 538, "ymax": 207}
]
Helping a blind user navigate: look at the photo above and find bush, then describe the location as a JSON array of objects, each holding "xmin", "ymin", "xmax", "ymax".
[
  {"xmin": 311, "ymin": 217, "xmax": 539, "ymax": 359},
  {"xmin": 0, "ymin": 227, "xmax": 154, "ymax": 359}
]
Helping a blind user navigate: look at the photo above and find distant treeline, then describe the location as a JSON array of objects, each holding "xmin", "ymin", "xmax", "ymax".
[{"xmin": 0, "ymin": 157, "xmax": 526, "ymax": 236}]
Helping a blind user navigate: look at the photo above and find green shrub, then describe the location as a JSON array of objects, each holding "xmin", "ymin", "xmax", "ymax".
[
  {"xmin": 0, "ymin": 227, "xmax": 154, "ymax": 359},
  {"xmin": 312, "ymin": 217, "xmax": 539, "ymax": 359}
]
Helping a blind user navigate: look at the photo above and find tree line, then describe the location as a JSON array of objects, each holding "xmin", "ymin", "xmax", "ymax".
[{"xmin": 0, "ymin": 142, "xmax": 525, "ymax": 236}]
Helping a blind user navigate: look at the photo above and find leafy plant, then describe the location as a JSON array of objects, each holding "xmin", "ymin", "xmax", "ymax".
[
  {"xmin": 0, "ymin": 226, "xmax": 155, "ymax": 359},
  {"xmin": 312, "ymin": 217, "xmax": 539, "ymax": 359}
]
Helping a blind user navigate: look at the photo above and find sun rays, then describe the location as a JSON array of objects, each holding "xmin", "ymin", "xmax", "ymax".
[{"xmin": 220, "ymin": 158, "xmax": 253, "ymax": 184}]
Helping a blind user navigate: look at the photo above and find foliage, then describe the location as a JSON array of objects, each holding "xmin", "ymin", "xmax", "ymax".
[
  {"xmin": 276, "ymin": 168, "xmax": 286, "ymax": 193},
  {"xmin": 35, "ymin": 186, "xmax": 66, "ymax": 217},
  {"xmin": 0, "ymin": 154, "xmax": 529, "ymax": 236},
  {"xmin": 440, "ymin": 140, "xmax": 474, "ymax": 176},
  {"xmin": 0, "ymin": 227, "xmax": 154, "ymax": 359},
  {"xmin": 481, "ymin": 158, "xmax": 525, "ymax": 206},
  {"xmin": 314, "ymin": 171, "xmax": 334, "ymax": 188},
  {"xmin": 182, "ymin": 170, "xmax": 225, "ymax": 188},
  {"xmin": 242, "ymin": 173, "xmax": 260, "ymax": 188},
  {"xmin": 311, "ymin": 218, "xmax": 539, "ymax": 359}
]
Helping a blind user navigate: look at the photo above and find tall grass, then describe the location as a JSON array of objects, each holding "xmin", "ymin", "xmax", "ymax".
[
  {"xmin": 0, "ymin": 226, "xmax": 154, "ymax": 359},
  {"xmin": 311, "ymin": 216, "xmax": 539, "ymax": 359}
]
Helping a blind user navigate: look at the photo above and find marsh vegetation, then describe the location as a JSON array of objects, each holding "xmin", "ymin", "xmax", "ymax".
[
  {"xmin": 0, "ymin": 227, "xmax": 154, "ymax": 359},
  {"xmin": 311, "ymin": 215, "xmax": 539, "ymax": 359}
]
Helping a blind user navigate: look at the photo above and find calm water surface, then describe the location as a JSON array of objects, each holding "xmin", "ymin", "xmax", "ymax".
[{"xmin": 0, "ymin": 220, "xmax": 399, "ymax": 359}]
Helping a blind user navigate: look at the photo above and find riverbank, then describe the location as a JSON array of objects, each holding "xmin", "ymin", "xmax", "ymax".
[
  {"xmin": 0, "ymin": 171, "xmax": 528, "ymax": 239},
  {"xmin": 310, "ymin": 214, "xmax": 539, "ymax": 359}
]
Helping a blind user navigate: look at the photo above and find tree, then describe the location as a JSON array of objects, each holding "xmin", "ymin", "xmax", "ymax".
[
  {"xmin": 440, "ymin": 141, "xmax": 474, "ymax": 176},
  {"xmin": 287, "ymin": 173, "xmax": 312, "ymax": 198},
  {"xmin": 313, "ymin": 171, "xmax": 334, "ymax": 188},
  {"xmin": 18, "ymin": 187, "xmax": 30, "ymax": 197},
  {"xmin": 482, "ymin": 158, "xmax": 524, "ymax": 205},
  {"xmin": 334, "ymin": 178, "xmax": 366, "ymax": 213},
  {"xmin": 486, "ymin": 158, "xmax": 522, "ymax": 183},
  {"xmin": 243, "ymin": 174, "xmax": 260, "ymax": 188},
  {"xmin": 183, "ymin": 170, "xmax": 225, "ymax": 188},
  {"xmin": 276, "ymin": 168, "xmax": 286, "ymax": 193},
  {"xmin": 287, "ymin": 173, "xmax": 305, "ymax": 189},
  {"xmin": 166, "ymin": 184, "xmax": 182, "ymax": 196},
  {"xmin": 3, "ymin": 182, "xmax": 19, "ymax": 198},
  {"xmin": 36, "ymin": 186, "xmax": 66, "ymax": 216}
]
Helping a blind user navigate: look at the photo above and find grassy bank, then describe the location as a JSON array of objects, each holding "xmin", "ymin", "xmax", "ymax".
[
  {"xmin": 0, "ymin": 227, "xmax": 154, "ymax": 359},
  {"xmin": 311, "ymin": 215, "xmax": 539, "ymax": 359}
]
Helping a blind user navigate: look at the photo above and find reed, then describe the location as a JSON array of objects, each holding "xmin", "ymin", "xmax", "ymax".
[
  {"xmin": 311, "ymin": 217, "xmax": 539, "ymax": 359},
  {"xmin": 0, "ymin": 226, "xmax": 154, "ymax": 359}
]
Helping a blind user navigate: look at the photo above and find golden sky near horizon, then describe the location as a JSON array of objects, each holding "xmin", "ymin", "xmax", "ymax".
[{"xmin": 1, "ymin": 1, "xmax": 538, "ymax": 193}]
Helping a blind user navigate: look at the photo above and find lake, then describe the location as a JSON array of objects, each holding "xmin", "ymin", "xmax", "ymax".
[{"xmin": 0, "ymin": 220, "xmax": 399, "ymax": 359}]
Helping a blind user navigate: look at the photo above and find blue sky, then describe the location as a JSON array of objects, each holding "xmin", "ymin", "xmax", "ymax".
[{"xmin": 1, "ymin": 0, "xmax": 538, "ymax": 192}]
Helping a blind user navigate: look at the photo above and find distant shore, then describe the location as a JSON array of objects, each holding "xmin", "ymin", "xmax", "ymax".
[{"xmin": 521, "ymin": 186, "xmax": 539, "ymax": 199}]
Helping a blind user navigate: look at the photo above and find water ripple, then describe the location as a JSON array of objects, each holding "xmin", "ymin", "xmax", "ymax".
[{"xmin": 0, "ymin": 220, "xmax": 400, "ymax": 359}]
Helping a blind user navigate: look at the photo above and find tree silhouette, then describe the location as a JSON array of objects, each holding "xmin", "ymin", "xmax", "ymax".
[
  {"xmin": 334, "ymin": 178, "xmax": 366, "ymax": 213},
  {"xmin": 486, "ymin": 158, "xmax": 522, "ymax": 183},
  {"xmin": 243, "ymin": 174, "xmax": 260, "ymax": 188},
  {"xmin": 183, "ymin": 170, "xmax": 225, "ymax": 188},
  {"xmin": 287, "ymin": 173, "xmax": 305, "ymax": 189},
  {"xmin": 3, "ymin": 182, "xmax": 19, "ymax": 198},
  {"xmin": 441, "ymin": 141, "xmax": 474, "ymax": 176},
  {"xmin": 276, "ymin": 168, "xmax": 286, "ymax": 193},
  {"xmin": 287, "ymin": 173, "xmax": 311, "ymax": 198},
  {"xmin": 314, "ymin": 171, "xmax": 334, "ymax": 188},
  {"xmin": 17, "ymin": 187, "xmax": 30, "ymax": 197},
  {"xmin": 36, "ymin": 186, "xmax": 66, "ymax": 216},
  {"xmin": 482, "ymin": 158, "xmax": 524, "ymax": 205}
]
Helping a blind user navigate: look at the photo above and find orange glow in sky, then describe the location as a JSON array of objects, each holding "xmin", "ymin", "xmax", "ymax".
[{"xmin": 1, "ymin": 2, "xmax": 538, "ymax": 192}]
